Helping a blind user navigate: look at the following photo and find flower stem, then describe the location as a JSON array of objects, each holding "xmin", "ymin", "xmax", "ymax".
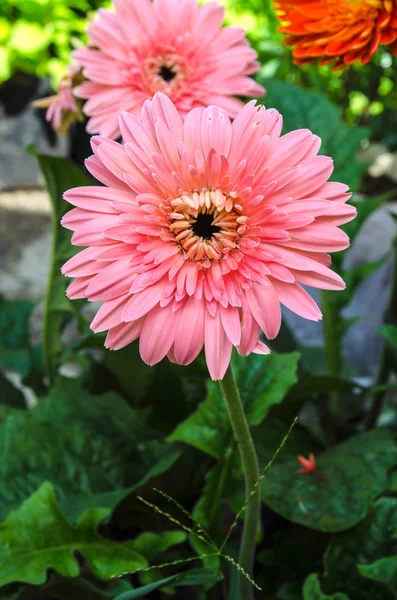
[{"xmin": 220, "ymin": 365, "xmax": 260, "ymax": 600}]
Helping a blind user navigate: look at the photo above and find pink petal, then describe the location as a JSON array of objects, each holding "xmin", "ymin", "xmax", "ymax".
[
  {"xmin": 105, "ymin": 318, "xmax": 144, "ymax": 350},
  {"xmin": 237, "ymin": 295, "xmax": 261, "ymax": 356},
  {"xmin": 173, "ymin": 296, "xmax": 205, "ymax": 365},
  {"xmin": 91, "ymin": 294, "xmax": 130, "ymax": 332},
  {"xmin": 204, "ymin": 308, "xmax": 232, "ymax": 380},
  {"xmin": 245, "ymin": 282, "xmax": 282, "ymax": 340},
  {"xmin": 122, "ymin": 282, "xmax": 164, "ymax": 321},
  {"xmin": 201, "ymin": 106, "xmax": 232, "ymax": 158},
  {"xmin": 272, "ymin": 280, "xmax": 322, "ymax": 321},
  {"xmin": 219, "ymin": 305, "xmax": 241, "ymax": 346},
  {"xmin": 139, "ymin": 303, "xmax": 178, "ymax": 365}
]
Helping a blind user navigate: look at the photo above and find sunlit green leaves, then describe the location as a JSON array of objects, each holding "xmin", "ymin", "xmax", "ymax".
[
  {"xmin": 0, "ymin": 482, "xmax": 147, "ymax": 587},
  {"xmin": 261, "ymin": 430, "xmax": 397, "ymax": 532},
  {"xmin": 1, "ymin": 0, "xmax": 96, "ymax": 85}
]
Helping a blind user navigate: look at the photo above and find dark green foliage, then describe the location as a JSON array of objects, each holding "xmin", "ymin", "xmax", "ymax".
[
  {"xmin": 0, "ymin": 298, "xmax": 35, "ymax": 378},
  {"xmin": 0, "ymin": 378, "xmax": 181, "ymax": 523},
  {"xmin": 322, "ymin": 499, "xmax": 397, "ymax": 599}
]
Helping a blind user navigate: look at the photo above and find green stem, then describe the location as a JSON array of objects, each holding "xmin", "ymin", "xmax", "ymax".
[
  {"xmin": 321, "ymin": 290, "xmax": 341, "ymax": 414},
  {"xmin": 42, "ymin": 191, "xmax": 60, "ymax": 386},
  {"xmin": 220, "ymin": 365, "xmax": 260, "ymax": 600}
]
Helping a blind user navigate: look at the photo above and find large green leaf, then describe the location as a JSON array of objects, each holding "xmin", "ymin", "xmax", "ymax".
[
  {"xmin": 114, "ymin": 569, "xmax": 221, "ymax": 599},
  {"xmin": 303, "ymin": 574, "xmax": 349, "ymax": 600},
  {"xmin": 259, "ymin": 80, "xmax": 368, "ymax": 191},
  {"xmin": 169, "ymin": 351, "xmax": 299, "ymax": 458},
  {"xmin": 0, "ymin": 482, "xmax": 147, "ymax": 587},
  {"xmin": 33, "ymin": 152, "xmax": 92, "ymax": 384},
  {"xmin": 323, "ymin": 498, "xmax": 397, "ymax": 599},
  {"xmin": 359, "ymin": 555, "xmax": 397, "ymax": 589},
  {"xmin": 132, "ymin": 531, "xmax": 186, "ymax": 562},
  {"xmin": 261, "ymin": 430, "xmax": 397, "ymax": 532},
  {"xmin": 0, "ymin": 378, "xmax": 180, "ymax": 522},
  {"xmin": 0, "ymin": 298, "xmax": 35, "ymax": 378}
]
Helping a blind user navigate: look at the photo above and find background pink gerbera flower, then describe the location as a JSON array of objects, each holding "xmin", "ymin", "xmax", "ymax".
[
  {"xmin": 34, "ymin": 63, "xmax": 83, "ymax": 133},
  {"xmin": 61, "ymin": 93, "xmax": 356, "ymax": 380},
  {"xmin": 72, "ymin": 0, "xmax": 264, "ymax": 139}
]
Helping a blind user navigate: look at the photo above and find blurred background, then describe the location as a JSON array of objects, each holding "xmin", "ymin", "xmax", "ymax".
[{"xmin": 1, "ymin": 0, "xmax": 397, "ymax": 384}]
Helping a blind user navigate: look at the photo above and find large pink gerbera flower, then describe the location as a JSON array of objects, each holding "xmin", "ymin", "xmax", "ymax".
[
  {"xmin": 62, "ymin": 93, "xmax": 355, "ymax": 380},
  {"xmin": 72, "ymin": 0, "xmax": 264, "ymax": 139}
]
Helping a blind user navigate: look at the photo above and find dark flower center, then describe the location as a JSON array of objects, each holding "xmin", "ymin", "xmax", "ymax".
[
  {"xmin": 158, "ymin": 64, "xmax": 177, "ymax": 82},
  {"xmin": 192, "ymin": 213, "xmax": 218, "ymax": 240}
]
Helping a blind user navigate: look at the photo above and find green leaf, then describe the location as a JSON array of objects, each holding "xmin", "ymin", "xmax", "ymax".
[
  {"xmin": 261, "ymin": 430, "xmax": 397, "ymax": 532},
  {"xmin": 132, "ymin": 531, "xmax": 187, "ymax": 561},
  {"xmin": 0, "ymin": 378, "xmax": 181, "ymax": 523},
  {"xmin": 33, "ymin": 152, "xmax": 92, "ymax": 384},
  {"xmin": 303, "ymin": 574, "xmax": 349, "ymax": 600},
  {"xmin": 0, "ymin": 298, "xmax": 35, "ymax": 378},
  {"xmin": 323, "ymin": 498, "xmax": 397, "ymax": 599},
  {"xmin": 0, "ymin": 482, "xmax": 147, "ymax": 587},
  {"xmin": 233, "ymin": 352, "xmax": 300, "ymax": 425},
  {"xmin": 260, "ymin": 80, "xmax": 368, "ymax": 191},
  {"xmin": 379, "ymin": 325, "xmax": 397, "ymax": 350},
  {"xmin": 358, "ymin": 556, "xmax": 397, "ymax": 588},
  {"xmin": 169, "ymin": 351, "xmax": 299, "ymax": 458},
  {"xmin": 114, "ymin": 569, "xmax": 221, "ymax": 599}
]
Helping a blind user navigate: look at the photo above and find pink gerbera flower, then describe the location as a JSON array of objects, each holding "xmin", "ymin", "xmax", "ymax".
[
  {"xmin": 61, "ymin": 93, "xmax": 356, "ymax": 380},
  {"xmin": 72, "ymin": 0, "xmax": 264, "ymax": 139}
]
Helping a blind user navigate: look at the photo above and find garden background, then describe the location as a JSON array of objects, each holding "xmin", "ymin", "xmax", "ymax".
[{"xmin": 1, "ymin": 0, "xmax": 397, "ymax": 599}]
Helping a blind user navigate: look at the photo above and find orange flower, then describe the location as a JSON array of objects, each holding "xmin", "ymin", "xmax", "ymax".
[
  {"xmin": 297, "ymin": 454, "xmax": 328, "ymax": 481},
  {"xmin": 276, "ymin": 0, "xmax": 397, "ymax": 70}
]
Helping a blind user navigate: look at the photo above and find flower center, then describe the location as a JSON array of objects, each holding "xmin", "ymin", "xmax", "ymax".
[
  {"xmin": 142, "ymin": 53, "xmax": 187, "ymax": 99},
  {"xmin": 158, "ymin": 64, "xmax": 177, "ymax": 83},
  {"xmin": 191, "ymin": 213, "xmax": 219, "ymax": 240},
  {"xmin": 168, "ymin": 190, "xmax": 246, "ymax": 262}
]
